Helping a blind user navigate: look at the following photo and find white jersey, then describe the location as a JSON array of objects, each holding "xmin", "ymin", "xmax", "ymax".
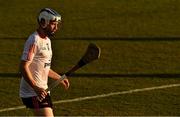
[{"xmin": 20, "ymin": 31, "xmax": 52, "ymax": 98}]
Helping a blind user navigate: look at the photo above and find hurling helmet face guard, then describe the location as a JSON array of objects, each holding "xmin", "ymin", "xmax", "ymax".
[{"xmin": 38, "ymin": 8, "xmax": 61, "ymax": 28}]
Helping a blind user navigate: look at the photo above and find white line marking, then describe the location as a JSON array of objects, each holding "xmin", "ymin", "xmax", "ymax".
[
  {"xmin": 0, "ymin": 83, "xmax": 180, "ymax": 113},
  {"xmin": 0, "ymin": 106, "xmax": 25, "ymax": 113}
]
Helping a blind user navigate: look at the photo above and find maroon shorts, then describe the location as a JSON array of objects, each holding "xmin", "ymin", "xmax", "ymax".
[{"xmin": 21, "ymin": 94, "xmax": 53, "ymax": 109}]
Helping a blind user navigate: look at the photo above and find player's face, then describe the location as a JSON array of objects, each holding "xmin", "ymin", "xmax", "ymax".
[{"xmin": 46, "ymin": 21, "xmax": 60, "ymax": 36}]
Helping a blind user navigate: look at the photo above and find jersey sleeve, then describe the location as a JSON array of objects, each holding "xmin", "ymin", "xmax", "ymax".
[{"xmin": 21, "ymin": 36, "xmax": 37, "ymax": 61}]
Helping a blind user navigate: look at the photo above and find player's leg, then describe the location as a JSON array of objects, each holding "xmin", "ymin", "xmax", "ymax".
[
  {"xmin": 21, "ymin": 93, "xmax": 53, "ymax": 116},
  {"xmin": 33, "ymin": 107, "xmax": 54, "ymax": 116}
]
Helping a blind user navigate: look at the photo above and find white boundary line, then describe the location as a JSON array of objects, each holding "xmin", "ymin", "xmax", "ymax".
[{"xmin": 0, "ymin": 83, "xmax": 180, "ymax": 113}]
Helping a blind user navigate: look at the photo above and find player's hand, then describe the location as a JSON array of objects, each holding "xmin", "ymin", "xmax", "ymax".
[
  {"xmin": 33, "ymin": 85, "xmax": 47, "ymax": 100},
  {"xmin": 60, "ymin": 77, "xmax": 70, "ymax": 90}
]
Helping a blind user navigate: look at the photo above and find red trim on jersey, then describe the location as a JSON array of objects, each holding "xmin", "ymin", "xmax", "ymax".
[
  {"xmin": 27, "ymin": 44, "xmax": 36, "ymax": 61},
  {"xmin": 32, "ymin": 97, "xmax": 39, "ymax": 111}
]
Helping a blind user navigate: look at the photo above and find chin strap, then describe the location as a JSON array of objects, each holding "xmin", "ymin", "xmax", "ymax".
[
  {"xmin": 47, "ymin": 32, "xmax": 55, "ymax": 38},
  {"xmin": 41, "ymin": 27, "xmax": 55, "ymax": 38}
]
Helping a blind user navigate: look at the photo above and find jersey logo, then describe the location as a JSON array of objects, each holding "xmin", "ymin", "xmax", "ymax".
[
  {"xmin": 40, "ymin": 43, "xmax": 50, "ymax": 51},
  {"xmin": 44, "ymin": 62, "xmax": 51, "ymax": 68},
  {"xmin": 41, "ymin": 47, "xmax": 46, "ymax": 50},
  {"xmin": 46, "ymin": 43, "xmax": 50, "ymax": 51}
]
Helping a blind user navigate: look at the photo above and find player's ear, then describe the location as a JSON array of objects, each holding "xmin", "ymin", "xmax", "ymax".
[{"xmin": 39, "ymin": 18, "xmax": 46, "ymax": 28}]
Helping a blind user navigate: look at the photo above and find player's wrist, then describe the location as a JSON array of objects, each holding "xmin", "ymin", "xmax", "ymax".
[
  {"xmin": 32, "ymin": 82, "xmax": 39, "ymax": 90},
  {"xmin": 57, "ymin": 74, "xmax": 62, "ymax": 79},
  {"xmin": 61, "ymin": 74, "xmax": 67, "ymax": 80},
  {"xmin": 57, "ymin": 75, "xmax": 67, "ymax": 83}
]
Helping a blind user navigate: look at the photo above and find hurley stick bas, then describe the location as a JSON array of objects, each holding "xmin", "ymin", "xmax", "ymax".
[
  {"xmin": 49, "ymin": 43, "xmax": 100, "ymax": 91},
  {"xmin": 38, "ymin": 43, "xmax": 101, "ymax": 101}
]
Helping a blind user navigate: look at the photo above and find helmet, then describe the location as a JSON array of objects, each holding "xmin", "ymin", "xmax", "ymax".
[{"xmin": 38, "ymin": 8, "xmax": 61, "ymax": 28}]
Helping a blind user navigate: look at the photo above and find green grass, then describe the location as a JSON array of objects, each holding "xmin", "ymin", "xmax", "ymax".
[
  {"xmin": 0, "ymin": 0, "xmax": 180, "ymax": 38},
  {"xmin": 0, "ymin": 77, "xmax": 180, "ymax": 116},
  {"xmin": 0, "ymin": 0, "xmax": 180, "ymax": 116},
  {"xmin": 1, "ymin": 40, "xmax": 180, "ymax": 74}
]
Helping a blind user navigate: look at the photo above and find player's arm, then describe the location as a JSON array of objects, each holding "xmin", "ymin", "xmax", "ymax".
[
  {"xmin": 20, "ymin": 60, "xmax": 47, "ymax": 98},
  {"xmin": 20, "ymin": 60, "xmax": 37, "ymax": 87},
  {"xmin": 48, "ymin": 69, "xmax": 70, "ymax": 89},
  {"xmin": 46, "ymin": 43, "xmax": 100, "ymax": 92}
]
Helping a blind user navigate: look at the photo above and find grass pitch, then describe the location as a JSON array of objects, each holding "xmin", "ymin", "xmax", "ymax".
[
  {"xmin": 0, "ymin": 77, "xmax": 180, "ymax": 116},
  {"xmin": 0, "ymin": 0, "xmax": 180, "ymax": 116},
  {"xmin": 0, "ymin": 0, "xmax": 180, "ymax": 38}
]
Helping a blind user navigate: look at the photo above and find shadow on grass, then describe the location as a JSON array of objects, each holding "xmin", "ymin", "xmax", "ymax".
[
  {"xmin": 1, "ymin": 37, "xmax": 180, "ymax": 41},
  {"xmin": 0, "ymin": 73, "xmax": 180, "ymax": 78}
]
